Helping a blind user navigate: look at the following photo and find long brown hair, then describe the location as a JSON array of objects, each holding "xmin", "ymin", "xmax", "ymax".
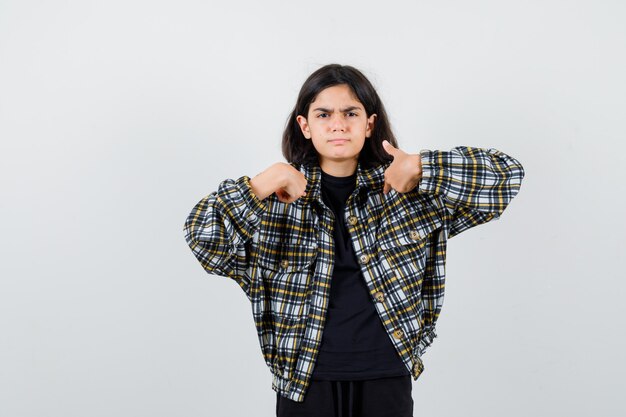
[{"xmin": 282, "ymin": 64, "xmax": 398, "ymax": 169}]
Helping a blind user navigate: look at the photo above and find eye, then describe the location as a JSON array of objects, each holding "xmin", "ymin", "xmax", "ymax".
[
  {"xmin": 347, "ymin": 112, "xmax": 358, "ymax": 117},
  {"xmin": 317, "ymin": 113, "xmax": 328, "ymax": 118}
]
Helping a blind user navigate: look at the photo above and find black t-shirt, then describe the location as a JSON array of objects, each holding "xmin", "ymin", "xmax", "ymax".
[{"xmin": 310, "ymin": 169, "xmax": 410, "ymax": 380}]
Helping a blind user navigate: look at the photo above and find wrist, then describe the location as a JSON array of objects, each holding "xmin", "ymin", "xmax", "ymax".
[
  {"xmin": 250, "ymin": 169, "xmax": 274, "ymax": 201},
  {"xmin": 412, "ymin": 153, "xmax": 423, "ymax": 181}
]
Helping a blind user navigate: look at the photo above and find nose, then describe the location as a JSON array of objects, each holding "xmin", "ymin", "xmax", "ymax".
[{"xmin": 330, "ymin": 114, "xmax": 346, "ymax": 132}]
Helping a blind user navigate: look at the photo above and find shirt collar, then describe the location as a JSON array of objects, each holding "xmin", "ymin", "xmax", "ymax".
[{"xmin": 295, "ymin": 160, "xmax": 391, "ymax": 206}]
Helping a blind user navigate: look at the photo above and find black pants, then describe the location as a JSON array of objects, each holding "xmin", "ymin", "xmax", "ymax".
[{"xmin": 276, "ymin": 375, "xmax": 413, "ymax": 417}]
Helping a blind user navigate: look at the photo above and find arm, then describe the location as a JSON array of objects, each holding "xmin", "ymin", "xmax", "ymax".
[
  {"xmin": 183, "ymin": 175, "xmax": 268, "ymax": 299},
  {"xmin": 410, "ymin": 147, "xmax": 524, "ymax": 355},
  {"xmin": 418, "ymin": 146, "xmax": 525, "ymax": 238}
]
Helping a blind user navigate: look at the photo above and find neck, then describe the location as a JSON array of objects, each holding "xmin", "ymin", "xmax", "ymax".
[{"xmin": 319, "ymin": 158, "xmax": 358, "ymax": 177}]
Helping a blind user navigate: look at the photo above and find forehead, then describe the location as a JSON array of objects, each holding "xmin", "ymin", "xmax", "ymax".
[{"xmin": 311, "ymin": 84, "xmax": 362, "ymax": 106}]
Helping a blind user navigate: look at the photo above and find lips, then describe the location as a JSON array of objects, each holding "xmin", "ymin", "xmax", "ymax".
[{"xmin": 329, "ymin": 138, "xmax": 349, "ymax": 142}]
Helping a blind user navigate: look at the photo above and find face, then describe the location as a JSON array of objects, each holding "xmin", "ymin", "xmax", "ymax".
[{"xmin": 296, "ymin": 84, "xmax": 376, "ymax": 170}]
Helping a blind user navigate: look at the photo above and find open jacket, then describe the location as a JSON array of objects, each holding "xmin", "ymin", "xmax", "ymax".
[{"xmin": 183, "ymin": 146, "xmax": 525, "ymax": 402}]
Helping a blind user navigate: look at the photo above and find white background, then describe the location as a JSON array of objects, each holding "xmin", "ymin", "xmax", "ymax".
[{"xmin": 1, "ymin": 1, "xmax": 625, "ymax": 416}]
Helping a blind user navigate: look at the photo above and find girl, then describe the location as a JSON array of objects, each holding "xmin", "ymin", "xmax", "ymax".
[{"xmin": 183, "ymin": 64, "xmax": 525, "ymax": 417}]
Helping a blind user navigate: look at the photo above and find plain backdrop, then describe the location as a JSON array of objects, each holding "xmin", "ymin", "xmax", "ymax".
[{"xmin": 1, "ymin": 1, "xmax": 625, "ymax": 416}]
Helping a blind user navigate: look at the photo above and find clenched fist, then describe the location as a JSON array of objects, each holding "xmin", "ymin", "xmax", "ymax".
[{"xmin": 250, "ymin": 163, "xmax": 308, "ymax": 204}]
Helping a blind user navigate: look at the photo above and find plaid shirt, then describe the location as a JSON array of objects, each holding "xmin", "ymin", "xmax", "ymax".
[{"xmin": 183, "ymin": 146, "xmax": 525, "ymax": 402}]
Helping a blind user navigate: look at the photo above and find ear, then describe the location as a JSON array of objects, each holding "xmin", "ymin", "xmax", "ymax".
[
  {"xmin": 365, "ymin": 113, "xmax": 377, "ymax": 138},
  {"xmin": 296, "ymin": 115, "xmax": 311, "ymax": 139}
]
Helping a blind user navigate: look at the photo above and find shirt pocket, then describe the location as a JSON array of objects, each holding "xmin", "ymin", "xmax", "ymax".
[
  {"xmin": 255, "ymin": 239, "xmax": 317, "ymax": 320},
  {"xmin": 376, "ymin": 212, "xmax": 443, "ymax": 295},
  {"xmin": 378, "ymin": 207, "xmax": 443, "ymax": 250}
]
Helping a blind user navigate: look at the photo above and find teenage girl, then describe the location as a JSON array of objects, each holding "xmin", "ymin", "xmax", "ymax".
[{"xmin": 184, "ymin": 63, "xmax": 525, "ymax": 417}]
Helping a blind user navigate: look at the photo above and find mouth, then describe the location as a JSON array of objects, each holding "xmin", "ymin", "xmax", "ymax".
[{"xmin": 328, "ymin": 138, "xmax": 350, "ymax": 143}]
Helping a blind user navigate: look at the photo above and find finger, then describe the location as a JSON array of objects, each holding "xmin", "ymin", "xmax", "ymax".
[
  {"xmin": 276, "ymin": 190, "xmax": 289, "ymax": 202},
  {"xmin": 382, "ymin": 140, "xmax": 396, "ymax": 156}
]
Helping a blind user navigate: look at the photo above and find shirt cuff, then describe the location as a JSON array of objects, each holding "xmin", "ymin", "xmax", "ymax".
[
  {"xmin": 234, "ymin": 174, "xmax": 268, "ymax": 228},
  {"xmin": 418, "ymin": 149, "xmax": 438, "ymax": 193}
]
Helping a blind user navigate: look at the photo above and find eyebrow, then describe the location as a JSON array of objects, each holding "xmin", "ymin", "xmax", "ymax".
[{"xmin": 311, "ymin": 106, "xmax": 362, "ymax": 113}]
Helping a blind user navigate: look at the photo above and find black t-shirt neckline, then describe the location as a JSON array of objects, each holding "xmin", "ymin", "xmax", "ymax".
[{"xmin": 320, "ymin": 169, "xmax": 356, "ymax": 186}]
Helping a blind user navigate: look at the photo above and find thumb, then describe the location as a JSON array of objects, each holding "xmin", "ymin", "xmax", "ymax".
[{"xmin": 382, "ymin": 140, "xmax": 395, "ymax": 155}]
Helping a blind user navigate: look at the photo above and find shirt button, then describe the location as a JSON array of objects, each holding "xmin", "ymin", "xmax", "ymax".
[
  {"xmin": 248, "ymin": 213, "xmax": 258, "ymax": 222},
  {"xmin": 280, "ymin": 259, "xmax": 289, "ymax": 269},
  {"xmin": 359, "ymin": 254, "xmax": 370, "ymax": 264},
  {"xmin": 374, "ymin": 291, "xmax": 385, "ymax": 302},
  {"xmin": 393, "ymin": 329, "xmax": 404, "ymax": 339},
  {"xmin": 409, "ymin": 230, "xmax": 421, "ymax": 240},
  {"xmin": 347, "ymin": 215, "xmax": 358, "ymax": 226}
]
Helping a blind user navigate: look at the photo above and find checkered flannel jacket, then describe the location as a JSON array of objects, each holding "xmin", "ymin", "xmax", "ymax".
[{"xmin": 183, "ymin": 146, "xmax": 525, "ymax": 402}]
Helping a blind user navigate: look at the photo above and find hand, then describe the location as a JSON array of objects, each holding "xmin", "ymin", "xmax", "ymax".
[
  {"xmin": 274, "ymin": 163, "xmax": 308, "ymax": 203},
  {"xmin": 250, "ymin": 162, "xmax": 308, "ymax": 204},
  {"xmin": 381, "ymin": 140, "xmax": 423, "ymax": 194}
]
